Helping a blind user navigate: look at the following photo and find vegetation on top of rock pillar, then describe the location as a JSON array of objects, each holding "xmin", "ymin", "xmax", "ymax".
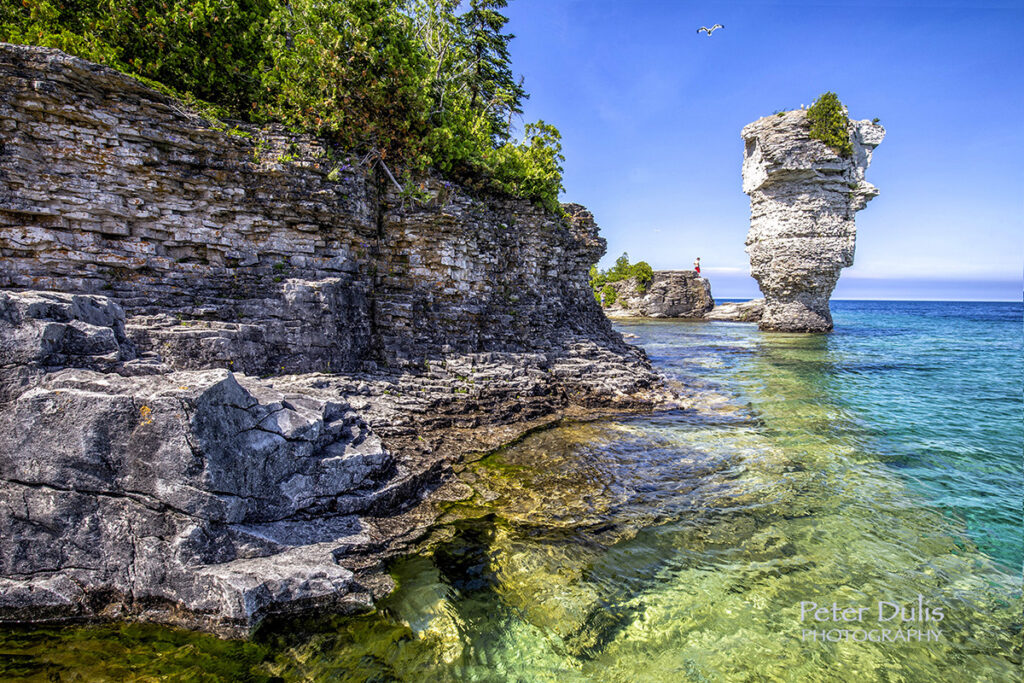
[
  {"xmin": 0, "ymin": 0, "xmax": 565, "ymax": 214},
  {"xmin": 629, "ymin": 261, "xmax": 654, "ymax": 292},
  {"xmin": 806, "ymin": 91, "xmax": 853, "ymax": 157}
]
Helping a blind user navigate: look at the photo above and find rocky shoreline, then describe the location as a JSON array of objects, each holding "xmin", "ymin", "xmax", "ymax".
[
  {"xmin": 0, "ymin": 44, "xmax": 677, "ymax": 636},
  {"xmin": 0, "ymin": 289, "xmax": 676, "ymax": 637}
]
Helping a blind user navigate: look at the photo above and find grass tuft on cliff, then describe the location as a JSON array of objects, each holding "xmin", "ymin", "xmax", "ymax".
[
  {"xmin": 806, "ymin": 91, "xmax": 853, "ymax": 157},
  {"xmin": 0, "ymin": 0, "xmax": 565, "ymax": 213}
]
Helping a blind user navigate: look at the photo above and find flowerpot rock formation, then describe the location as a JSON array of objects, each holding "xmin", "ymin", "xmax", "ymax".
[{"xmin": 741, "ymin": 110, "xmax": 884, "ymax": 332}]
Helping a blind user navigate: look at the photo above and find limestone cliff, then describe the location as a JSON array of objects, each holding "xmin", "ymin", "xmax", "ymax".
[
  {"xmin": 602, "ymin": 270, "xmax": 713, "ymax": 319},
  {"xmin": 0, "ymin": 44, "xmax": 671, "ymax": 635},
  {"xmin": 741, "ymin": 109, "xmax": 884, "ymax": 332}
]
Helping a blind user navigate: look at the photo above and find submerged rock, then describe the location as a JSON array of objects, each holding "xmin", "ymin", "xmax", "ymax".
[
  {"xmin": 742, "ymin": 110, "xmax": 884, "ymax": 332},
  {"xmin": 603, "ymin": 270, "xmax": 714, "ymax": 319}
]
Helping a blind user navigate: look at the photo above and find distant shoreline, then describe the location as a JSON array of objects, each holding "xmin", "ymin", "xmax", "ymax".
[{"xmin": 712, "ymin": 297, "xmax": 1022, "ymax": 304}]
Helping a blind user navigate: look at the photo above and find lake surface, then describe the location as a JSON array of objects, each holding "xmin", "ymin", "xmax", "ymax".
[{"xmin": 1, "ymin": 300, "xmax": 1021, "ymax": 681}]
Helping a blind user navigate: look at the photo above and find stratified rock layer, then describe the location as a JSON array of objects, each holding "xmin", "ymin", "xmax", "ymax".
[
  {"xmin": 603, "ymin": 270, "xmax": 713, "ymax": 319},
  {"xmin": 741, "ymin": 110, "xmax": 884, "ymax": 332},
  {"xmin": 0, "ymin": 44, "xmax": 673, "ymax": 636}
]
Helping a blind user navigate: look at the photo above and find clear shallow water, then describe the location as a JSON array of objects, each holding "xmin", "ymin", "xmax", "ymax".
[{"xmin": 1, "ymin": 301, "xmax": 1021, "ymax": 681}]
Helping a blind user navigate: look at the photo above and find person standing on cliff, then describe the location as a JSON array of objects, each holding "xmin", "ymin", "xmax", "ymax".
[{"xmin": 694, "ymin": 257, "xmax": 701, "ymax": 275}]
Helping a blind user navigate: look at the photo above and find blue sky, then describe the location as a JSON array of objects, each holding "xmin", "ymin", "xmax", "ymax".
[{"xmin": 501, "ymin": 0, "xmax": 1023, "ymax": 300}]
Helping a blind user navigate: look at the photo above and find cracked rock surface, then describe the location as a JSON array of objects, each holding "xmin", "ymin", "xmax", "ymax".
[
  {"xmin": 704, "ymin": 299, "xmax": 764, "ymax": 323},
  {"xmin": 742, "ymin": 110, "xmax": 884, "ymax": 332}
]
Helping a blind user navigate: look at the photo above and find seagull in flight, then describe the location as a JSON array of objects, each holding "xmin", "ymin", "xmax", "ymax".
[{"xmin": 697, "ymin": 24, "xmax": 724, "ymax": 36}]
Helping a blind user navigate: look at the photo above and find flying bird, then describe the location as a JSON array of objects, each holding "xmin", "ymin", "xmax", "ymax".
[{"xmin": 697, "ymin": 24, "xmax": 724, "ymax": 36}]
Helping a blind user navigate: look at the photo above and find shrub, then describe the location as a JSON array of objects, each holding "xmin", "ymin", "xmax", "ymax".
[
  {"xmin": 591, "ymin": 253, "xmax": 654, "ymax": 298},
  {"xmin": 486, "ymin": 121, "xmax": 564, "ymax": 214},
  {"xmin": 261, "ymin": 0, "xmax": 430, "ymax": 162},
  {"xmin": 1, "ymin": 0, "xmax": 272, "ymax": 116},
  {"xmin": 1, "ymin": 0, "xmax": 566, "ymax": 214},
  {"xmin": 631, "ymin": 261, "xmax": 653, "ymax": 292},
  {"xmin": 806, "ymin": 91, "xmax": 852, "ymax": 157},
  {"xmin": 600, "ymin": 284, "xmax": 617, "ymax": 307}
]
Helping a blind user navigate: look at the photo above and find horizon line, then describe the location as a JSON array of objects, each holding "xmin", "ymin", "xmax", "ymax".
[{"xmin": 714, "ymin": 296, "xmax": 1022, "ymax": 304}]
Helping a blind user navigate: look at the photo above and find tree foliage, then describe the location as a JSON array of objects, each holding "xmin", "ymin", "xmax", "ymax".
[
  {"xmin": 600, "ymin": 284, "xmax": 617, "ymax": 307},
  {"xmin": 806, "ymin": 91, "xmax": 852, "ymax": 157},
  {"xmin": 261, "ymin": 0, "xmax": 430, "ymax": 160},
  {"xmin": 1, "ymin": 0, "xmax": 564, "ymax": 212},
  {"xmin": 457, "ymin": 0, "xmax": 526, "ymax": 143},
  {"xmin": 1, "ymin": 0, "xmax": 272, "ymax": 115},
  {"xmin": 590, "ymin": 253, "xmax": 655, "ymax": 304}
]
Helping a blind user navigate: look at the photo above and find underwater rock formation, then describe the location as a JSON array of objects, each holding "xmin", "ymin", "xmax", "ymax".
[{"xmin": 741, "ymin": 110, "xmax": 884, "ymax": 332}]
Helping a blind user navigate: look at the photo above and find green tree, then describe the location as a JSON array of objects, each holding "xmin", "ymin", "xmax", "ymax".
[
  {"xmin": 1, "ymin": 0, "xmax": 567, "ymax": 214},
  {"xmin": 457, "ymin": 0, "xmax": 526, "ymax": 143},
  {"xmin": 1, "ymin": 0, "xmax": 272, "ymax": 117},
  {"xmin": 806, "ymin": 91, "xmax": 852, "ymax": 157},
  {"xmin": 261, "ymin": 0, "xmax": 432, "ymax": 160},
  {"xmin": 488, "ymin": 120, "xmax": 564, "ymax": 213},
  {"xmin": 592, "ymin": 253, "xmax": 654, "ymax": 296},
  {"xmin": 600, "ymin": 284, "xmax": 617, "ymax": 307}
]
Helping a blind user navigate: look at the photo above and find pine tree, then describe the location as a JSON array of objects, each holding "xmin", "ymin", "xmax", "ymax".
[{"xmin": 457, "ymin": 0, "xmax": 527, "ymax": 142}]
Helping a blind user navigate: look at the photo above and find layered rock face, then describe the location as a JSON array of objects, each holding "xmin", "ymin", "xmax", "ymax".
[
  {"xmin": 742, "ymin": 110, "xmax": 884, "ymax": 332},
  {"xmin": 603, "ymin": 270, "xmax": 713, "ymax": 319},
  {"xmin": 0, "ymin": 45, "xmax": 669, "ymax": 635}
]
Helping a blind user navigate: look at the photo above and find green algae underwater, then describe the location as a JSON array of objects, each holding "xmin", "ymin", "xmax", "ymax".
[{"xmin": 1, "ymin": 301, "xmax": 1020, "ymax": 682}]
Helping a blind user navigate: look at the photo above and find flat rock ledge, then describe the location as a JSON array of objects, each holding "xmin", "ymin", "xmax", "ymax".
[
  {"xmin": 704, "ymin": 299, "xmax": 764, "ymax": 323},
  {"xmin": 0, "ymin": 291, "xmax": 676, "ymax": 637}
]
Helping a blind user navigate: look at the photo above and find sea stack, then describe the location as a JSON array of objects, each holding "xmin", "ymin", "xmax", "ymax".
[{"xmin": 741, "ymin": 109, "xmax": 884, "ymax": 332}]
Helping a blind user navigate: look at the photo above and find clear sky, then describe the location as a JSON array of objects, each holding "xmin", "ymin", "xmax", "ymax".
[{"xmin": 501, "ymin": 0, "xmax": 1023, "ymax": 300}]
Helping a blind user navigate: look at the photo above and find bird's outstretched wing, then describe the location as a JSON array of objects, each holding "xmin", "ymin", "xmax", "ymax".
[
  {"xmin": 697, "ymin": 26, "xmax": 708, "ymax": 33},
  {"xmin": 712, "ymin": 24, "xmax": 724, "ymax": 31}
]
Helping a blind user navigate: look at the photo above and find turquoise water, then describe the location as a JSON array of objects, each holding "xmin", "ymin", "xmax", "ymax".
[
  {"xmin": 653, "ymin": 299, "xmax": 1023, "ymax": 571},
  {"xmin": 823, "ymin": 301, "xmax": 1021, "ymax": 570},
  {"xmin": 0, "ymin": 300, "xmax": 1020, "ymax": 681}
]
